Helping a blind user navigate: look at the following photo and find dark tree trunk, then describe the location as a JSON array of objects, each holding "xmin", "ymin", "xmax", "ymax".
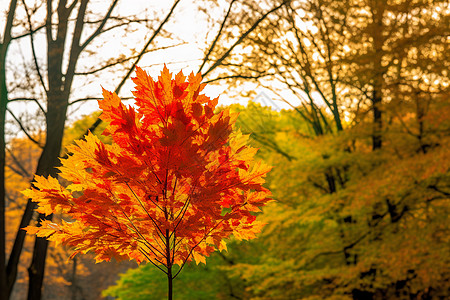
[
  {"xmin": 0, "ymin": 45, "xmax": 9, "ymax": 300},
  {"xmin": 26, "ymin": 0, "xmax": 71, "ymax": 296},
  {"xmin": 26, "ymin": 99, "xmax": 68, "ymax": 299},
  {"xmin": 372, "ymin": 89, "xmax": 382, "ymax": 150},
  {"xmin": 27, "ymin": 64, "xmax": 70, "ymax": 300},
  {"xmin": 167, "ymin": 267, "xmax": 173, "ymax": 300},
  {"xmin": 70, "ymin": 257, "xmax": 78, "ymax": 300},
  {"xmin": 165, "ymin": 229, "xmax": 173, "ymax": 300},
  {"xmin": 370, "ymin": 2, "xmax": 385, "ymax": 151},
  {"xmin": 0, "ymin": 1, "xmax": 18, "ymax": 299},
  {"xmin": 27, "ymin": 214, "xmax": 51, "ymax": 300}
]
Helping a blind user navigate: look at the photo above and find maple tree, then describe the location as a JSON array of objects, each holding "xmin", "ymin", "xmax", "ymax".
[{"xmin": 24, "ymin": 66, "xmax": 271, "ymax": 299}]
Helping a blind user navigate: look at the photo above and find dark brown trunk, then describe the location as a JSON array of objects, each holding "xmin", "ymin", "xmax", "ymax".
[
  {"xmin": 70, "ymin": 257, "xmax": 77, "ymax": 300},
  {"xmin": 26, "ymin": 0, "xmax": 71, "ymax": 297},
  {"xmin": 27, "ymin": 216, "xmax": 52, "ymax": 300},
  {"xmin": 325, "ymin": 171, "xmax": 336, "ymax": 194},
  {"xmin": 27, "ymin": 88, "xmax": 69, "ymax": 299},
  {"xmin": 372, "ymin": 89, "xmax": 382, "ymax": 150},
  {"xmin": 371, "ymin": 2, "xmax": 385, "ymax": 150},
  {"xmin": 0, "ymin": 45, "xmax": 8, "ymax": 300},
  {"xmin": 167, "ymin": 266, "xmax": 173, "ymax": 300},
  {"xmin": 165, "ymin": 229, "xmax": 173, "ymax": 300},
  {"xmin": 1, "ymin": 1, "xmax": 18, "ymax": 299}
]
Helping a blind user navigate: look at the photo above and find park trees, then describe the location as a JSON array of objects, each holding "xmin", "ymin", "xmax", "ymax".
[
  {"xmin": 104, "ymin": 39, "xmax": 449, "ymax": 299},
  {"xmin": 236, "ymin": 103, "xmax": 450, "ymax": 299},
  {"xmin": 197, "ymin": 0, "xmax": 449, "ymax": 297},
  {"xmin": 202, "ymin": 0, "xmax": 448, "ymax": 142},
  {"xmin": 99, "ymin": 1, "xmax": 449, "ymax": 298}
]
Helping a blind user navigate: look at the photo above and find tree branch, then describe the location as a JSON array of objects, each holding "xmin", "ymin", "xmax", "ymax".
[
  {"xmin": 6, "ymin": 108, "xmax": 43, "ymax": 148},
  {"xmin": 197, "ymin": 0, "xmax": 237, "ymax": 74},
  {"xmin": 73, "ymin": 43, "xmax": 186, "ymax": 76},
  {"xmin": 5, "ymin": 147, "xmax": 32, "ymax": 178},
  {"xmin": 82, "ymin": 0, "xmax": 182, "ymax": 137},
  {"xmin": 202, "ymin": 0, "xmax": 290, "ymax": 78},
  {"xmin": 1, "ymin": 0, "xmax": 17, "ymax": 45},
  {"xmin": 21, "ymin": 0, "xmax": 48, "ymax": 92},
  {"xmin": 79, "ymin": 0, "xmax": 119, "ymax": 51}
]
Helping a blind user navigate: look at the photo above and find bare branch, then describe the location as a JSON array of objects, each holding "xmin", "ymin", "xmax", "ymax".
[
  {"xmin": 5, "ymin": 148, "xmax": 31, "ymax": 178},
  {"xmin": 79, "ymin": 0, "xmax": 119, "ymax": 51},
  {"xmin": 114, "ymin": 0, "xmax": 182, "ymax": 95},
  {"xmin": 21, "ymin": 0, "xmax": 48, "ymax": 92},
  {"xmin": 8, "ymin": 98, "xmax": 46, "ymax": 115},
  {"xmin": 197, "ymin": 0, "xmax": 237, "ymax": 74},
  {"xmin": 82, "ymin": 0, "xmax": 182, "ymax": 137},
  {"xmin": 68, "ymin": 96, "xmax": 131, "ymax": 106},
  {"xmin": 73, "ymin": 43, "xmax": 187, "ymax": 76},
  {"xmin": 64, "ymin": 0, "xmax": 89, "ymax": 92},
  {"xmin": 1, "ymin": 0, "xmax": 18, "ymax": 45},
  {"xmin": 202, "ymin": 0, "xmax": 290, "ymax": 78},
  {"xmin": 6, "ymin": 108, "xmax": 43, "ymax": 148},
  {"xmin": 10, "ymin": 24, "xmax": 46, "ymax": 40},
  {"xmin": 67, "ymin": 0, "xmax": 78, "ymax": 13},
  {"xmin": 203, "ymin": 73, "xmax": 274, "ymax": 84}
]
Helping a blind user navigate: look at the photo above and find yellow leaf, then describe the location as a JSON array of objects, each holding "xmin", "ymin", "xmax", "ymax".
[{"xmin": 192, "ymin": 251, "xmax": 206, "ymax": 265}]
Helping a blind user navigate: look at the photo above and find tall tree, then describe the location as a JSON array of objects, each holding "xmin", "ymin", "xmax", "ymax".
[
  {"xmin": 186, "ymin": 0, "xmax": 450, "ymax": 298},
  {"xmin": 0, "ymin": 0, "xmax": 182, "ymax": 299},
  {"xmin": 0, "ymin": 1, "xmax": 18, "ymax": 299}
]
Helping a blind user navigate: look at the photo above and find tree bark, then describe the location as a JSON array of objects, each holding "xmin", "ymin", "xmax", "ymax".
[
  {"xmin": 167, "ymin": 267, "xmax": 173, "ymax": 300},
  {"xmin": 26, "ymin": 0, "xmax": 72, "ymax": 297},
  {"xmin": 0, "ymin": 44, "xmax": 9, "ymax": 300},
  {"xmin": 372, "ymin": 89, "xmax": 382, "ymax": 150},
  {"xmin": 70, "ymin": 257, "xmax": 78, "ymax": 300},
  {"xmin": 370, "ymin": 1, "xmax": 385, "ymax": 150},
  {"xmin": 27, "ymin": 94, "xmax": 68, "ymax": 300},
  {"xmin": 165, "ymin": 229, "xmax": 173, "ymax": 300},
  {"xmin": 0, "ymin": 1, "xmax": 18, "ymax": 299}
]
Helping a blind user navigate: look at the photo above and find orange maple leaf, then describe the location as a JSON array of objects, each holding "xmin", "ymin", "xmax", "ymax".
[{"xmin": 24, "ymin": 65, "xmax": 272, "ymax": 279}]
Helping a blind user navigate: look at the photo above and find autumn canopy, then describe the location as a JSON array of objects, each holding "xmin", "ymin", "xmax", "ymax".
[{"xmin": 24, "ymin": 66, "xmax": 271, "ymax": 270}]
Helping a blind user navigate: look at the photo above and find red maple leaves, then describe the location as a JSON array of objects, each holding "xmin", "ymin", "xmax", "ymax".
[{"xmin": 24, "ymin": 66, "xmax": 271, "ymax": 272}]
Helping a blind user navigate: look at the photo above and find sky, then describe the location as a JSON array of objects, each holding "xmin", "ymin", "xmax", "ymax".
[{"xmin": 1, "ymin": 0, "xmax": 298, "ymax": 140}]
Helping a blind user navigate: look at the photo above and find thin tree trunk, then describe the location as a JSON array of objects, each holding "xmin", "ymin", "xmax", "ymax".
[
  {"xmin": 167, "ymin": 267, "xmax": 173, "ymax": 300},
  {"xmin": 70, "ymin": 257, "xmax": 78, "ymax": 300},
  {"xmin": 372, "ymin": 89, "xmax": 382, "ymax": 150},
  {"xmin": 0, "ymin": 46, "xmax": 9, "ymax": 300},
  {"xmin": 165, "ymin": 229, "xmax": 173, "ymax": 300},
  {"xmin": 27, "ymin": 219, "xmax": 51, "ymax": 300},
  {"xmin": 370, "ymin": 1, "xmax": 385, "ymax": 150},
  {"xmin": 0, "ymin": 1, "xmax": 18, "ymax": 299}
]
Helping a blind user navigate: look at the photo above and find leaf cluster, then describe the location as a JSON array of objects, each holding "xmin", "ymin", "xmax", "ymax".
[{"xmin": 24, "ymin": 66, "xmax": 271, "ymax": 274}]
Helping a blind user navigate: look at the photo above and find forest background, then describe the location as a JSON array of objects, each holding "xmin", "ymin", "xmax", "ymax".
[{"xmin": 0, "ymin": 0, "xmax": 449, "ymax": 299}]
